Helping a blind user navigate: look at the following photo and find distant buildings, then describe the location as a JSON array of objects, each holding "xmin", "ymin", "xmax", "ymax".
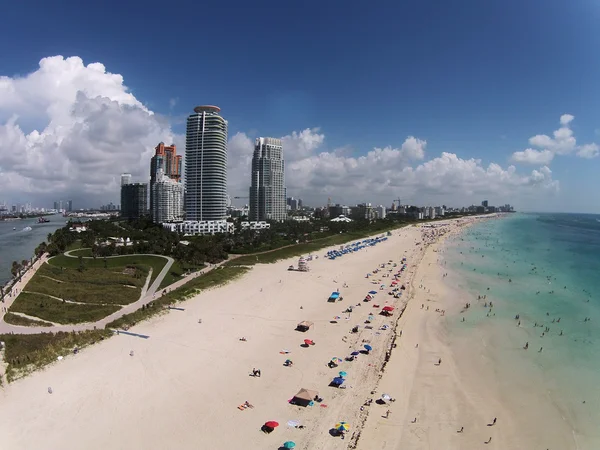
[
  {"xmin": 151, "ymin": 169, "xmax": 184, "ymax": 223},
  {"xmin": 482, "ymin": 200, "xmax": 488, "ymax": 207},
  {"xmin": 249, "ymin": 137, "xmax": 286, "ymax": 222},
  {"xmin": 121, "ymin": 182, "xmax": 148, "ymax": 220},
  {"xmin": 287, "ymin": 196, "xmax": 303, "ymax": 211}
]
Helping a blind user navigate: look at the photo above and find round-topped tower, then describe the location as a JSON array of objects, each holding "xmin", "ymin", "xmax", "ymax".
[{"xmin": 185, "ymin": 105, "xmax": 228, "ymax": 221}]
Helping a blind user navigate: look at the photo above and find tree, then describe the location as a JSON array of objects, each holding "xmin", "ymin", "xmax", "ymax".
[
  {"xmin": 78, "ymin": 255, "xmax": 85, "ymax": 273},
  {"xmin": 47, "ymin": 232, "xmax": 53, "ymax": 243},
  {"xmin": 10, "ymin": 261, "xmax": 21, "ymax": 278}
]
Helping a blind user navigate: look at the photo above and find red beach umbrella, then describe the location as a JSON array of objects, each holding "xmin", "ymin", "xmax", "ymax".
[
  {"xmin": 304, "ymin": 339, "xmax": 314, "ymax": 345},
  {"xmin": 265, "ymin": 421, "xmax": 279, "ymax": 428},
  {"xmin": 382, "ymin": 306, "xmax": 395, "ymax": 312}
]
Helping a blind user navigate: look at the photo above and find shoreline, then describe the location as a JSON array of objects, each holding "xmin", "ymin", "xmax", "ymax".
[{"xmin": 0, "ymin": 217, "xmax": 494, "ymax": 450}]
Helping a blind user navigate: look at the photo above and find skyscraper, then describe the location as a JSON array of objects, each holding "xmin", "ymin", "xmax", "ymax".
[
  {"xmin": 121, "ymin": 173, "xmax": 132, "ymax": 186},
  {"xmin": 67, "ymin": 200, "xmax": 73, "ymax": 212},
  {"xmin": 121, "ymin": 183, "xmax": 148, "ymax": 219},
  {"xmin": 150, "ymin": 142, "xmax": 182, "ymax": 220},
  {"xmin": 151, "ymin": 169, "xmax": 184, "ymax": 223},
  {"xmin": 249, "ymin": 137, "xmax": 286, "ymax": 221},
  {"xmin": 185, "ymin": 106, "xmax": 228, "ymax": 222}
]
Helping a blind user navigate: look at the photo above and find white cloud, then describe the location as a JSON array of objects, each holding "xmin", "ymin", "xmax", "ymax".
[
  {"xmin": 512, "ymin": 114, "xmax": 598, "ymax": 164},
  {"xmin": 0, "ymin": 55, "xmax": 562, "ymax": 210},
  {"xmin": 510, "ymin": 148, "xmax": 554, "ymax": 165},
  {"xmin": 0, "ymin": 56, "xmax": 179, "ymax": 205},
  {"xmin": 576, "ymin": 143, "xmax": 599, "ymax": 159},
  {"xmin": 560, "ymin": 114, "xmax": 574, "ymax": 126}
]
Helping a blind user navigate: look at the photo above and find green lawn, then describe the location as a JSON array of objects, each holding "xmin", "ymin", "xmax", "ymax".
[
  {"xmin": 1, "ymin": 329, "xmax": 112, "ymax": 382},
  {"xmin": 68, "ymin": 248, "xmax": 92, "ymax": 257},
  {"xmin": 158, "ymin": 260, "xmax": 204, "ymax": 289},
  {"xmin": 3, "ymin": 312, "xmax": 53, "ymax": 327},
  {"xmin": 10, "ymin": 292, "xmax": 121, "ymax": 324},
  {"xmin": 26, "ymin": 264, "xmax": 143, "ymax": 305},
  {"xmin": 107, "ymin": 266, "xmax": 249, "ymax": 329},
  {"xmin": 226, "ymin": 226, "xmax": 405, "ymax": 266},
  {"xmin": 49, "ymin": 254, "xmax": 168, "ymax": 285}
]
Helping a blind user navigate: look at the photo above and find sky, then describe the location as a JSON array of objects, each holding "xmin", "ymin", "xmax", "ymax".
[{"xmin": 1, "ymin": 0, "xmax": 600, "ymax": 212}]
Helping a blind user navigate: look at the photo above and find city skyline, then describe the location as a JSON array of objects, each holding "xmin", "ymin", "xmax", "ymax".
[{"xmin": 2, "ymin": 2, "xmax": 600, "ymax": 213}]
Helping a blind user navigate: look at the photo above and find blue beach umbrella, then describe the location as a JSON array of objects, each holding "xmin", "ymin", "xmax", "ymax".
[
  {"xmin": 351, "ymin": 351, "xmax": 360, "ymax": 356},
  {"xmin": 283, "ymin": 442, "xmax": 296, "ymax": 449},
  {"xmin": 369, "ymin": 290, "xmax": 377, "ymax": 295},
  {"xmin": 339, "ymin": 371, "xmax": 347, "ymax": 377},
  {"xmin": 364, "ymin": 344, "xmax": 373, "ymax": 352},
  {"xmin": 332, "ymin": 377, "xmax": 345, "ymax": 385}
]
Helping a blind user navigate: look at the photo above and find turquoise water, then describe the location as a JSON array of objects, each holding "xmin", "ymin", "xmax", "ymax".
[{"xmin": 445, "ymin": 213, "xmax": 600, "ymax": 447}]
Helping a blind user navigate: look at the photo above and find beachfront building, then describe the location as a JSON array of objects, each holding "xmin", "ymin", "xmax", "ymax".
[
  {"xmin": 151, "ymin": 169, "xmax": 184, "ymax": 224},
  {"xmin": 375, "ymin": 205, "xmax": 386, "ymax": 219},
  {"xmin": 240, "ymin": 221, "xmax": 271, "ymax": 230},
  {"xmin": 150, "ymin": 142, "xmax": 182, "ymax": 220},
  {"xmin": 121, "ymin": 173, "xmax": 132, "ymax": 187},
  {"xmin": 331, "ymin": 215, "xmax": 352, "ymax": 222},
  {"xmin": 183, "ymin": 105, "xmax": 229, "ymax": 234},
  {"xmin": 350, "ymin": 203, "xmax": 374, "ymax": 220},
  {"xmin": 162, "ymin": 220, "xmax": 233, "ymax": 235},
  {"xmin": 249, "ymin": 137, "xmax": 286, "ymax": 222},
  {"xmin": 121, "ymin": 182, "xmax": 148, "ymax": 220}
]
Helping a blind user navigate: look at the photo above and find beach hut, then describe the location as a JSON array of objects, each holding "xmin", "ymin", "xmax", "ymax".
[
  {"xmin": 296, "ymin": 321, "xmax": 314, "ymax": 332},
  {"xmin": 291, "ymin": 388, "xmax": 318, "ymax": 407}
]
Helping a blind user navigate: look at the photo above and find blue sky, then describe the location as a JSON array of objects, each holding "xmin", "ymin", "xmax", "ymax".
[{"xmin": 1, "ymin": 0, "xmax": 600, "ymax": 211}]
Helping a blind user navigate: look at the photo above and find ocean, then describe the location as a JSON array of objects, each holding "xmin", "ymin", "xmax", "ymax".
[
  {"xmin": 444, "ymin": 213, "xmax": 600, "ymax": 448},
  {"xmin": 0, "ymin": 215, "xmax": 65, "ymax": 285}
]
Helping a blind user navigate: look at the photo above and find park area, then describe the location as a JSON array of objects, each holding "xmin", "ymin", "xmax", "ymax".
[{"xmin": 8, "ymin": 254, "xmax": 169, "ymax": 325}]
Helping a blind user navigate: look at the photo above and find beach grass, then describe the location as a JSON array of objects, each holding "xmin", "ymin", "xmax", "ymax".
[
  {"xmin": 226, "ymin": 226, "xmax": 406, "ymax": 266},
  {"xmin": 10, "ymin": 292, "xmax": 121, "ymax": 324},
  {"xmin": 3, "ymin": 312, "xmax": 53, "ymax": 327},
  {"xmin": 106, "ymin": 266, "xmax": 249, "ymax": 329},
  {"xmin": 1, "ymin": 329, "xmax": 112, "ymax": 382},
  {"xmin": 25, "ymin": 264, "xmax": 144, "ymax": 305},
  {"xmin": 158, "ymin": 260, "xmax": 204, "ymax": 289},
  {"xmin": 49, "ymin": 254, "xmax": 168, "ymax": 285}
]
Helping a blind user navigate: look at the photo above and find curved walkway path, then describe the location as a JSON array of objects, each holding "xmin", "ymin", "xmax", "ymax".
[{"xmin": 0, "ymin": 252, "xmax": 175, "ymax": 335}]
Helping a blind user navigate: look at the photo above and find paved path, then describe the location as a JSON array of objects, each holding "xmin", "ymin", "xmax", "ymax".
[
  {"xmin": 0, "ymin": 252, "xmax": 175, "ymax": 335},
  {"xmin": 0, "ymin": 254, "xmax": 229, "ymax": 335}
]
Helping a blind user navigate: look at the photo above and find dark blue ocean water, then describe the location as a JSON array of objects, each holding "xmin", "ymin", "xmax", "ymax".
[{"xmin": 445, "ymin": 213, "xmax": 600, "ymax": 447}]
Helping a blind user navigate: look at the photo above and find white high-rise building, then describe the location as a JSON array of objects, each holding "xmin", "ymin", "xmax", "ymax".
[
  {"xmin": 249, "ymin": 137, "xmax": 286, "ymax": 221},
  {"xmin": 185, "ymin": 105, "xmax": 228, "ymax": 222},
  {"xmin": 151, "ymin": 170, "xmax": 184, "ymax": 224},
  {"xmin": 121, "ymin": 173, "xmax": 132, "ymax": 186}
]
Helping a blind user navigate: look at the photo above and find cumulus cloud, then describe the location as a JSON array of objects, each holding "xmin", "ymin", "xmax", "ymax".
[
  {"xmin": 0, "ymin": 56, "xmax": 178, "ymax": 206},
  {"xmin": 510, "ymin": 148, "xmax": 554, "ymax": 165},
  {"xmin": 576, "ymin": 143, "xmax": 599, "ymax": 159},
  {"xmin": 511, "ymin": 114, "xmax": 597, "ymax": 164},
  {"xmin": 1, "ymin": 55, "xmax": 561, "ymax": 209}
]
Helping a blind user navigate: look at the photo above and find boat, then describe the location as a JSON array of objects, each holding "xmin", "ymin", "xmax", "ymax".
[
  {"xmin": 22, "ymin": 226, "xmax": 32, "ymax": 231},
  {"xmin": 13, "ymin": 227, "xmax": 16, "ymax": 230},
  {"xmin": 38, "ymin": 217, "xmax": 50, "ymax": 223}
]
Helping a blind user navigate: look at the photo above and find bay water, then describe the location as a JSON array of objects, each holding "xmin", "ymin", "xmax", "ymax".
[{"xmin": 0, "ymin": 215, "xmax": 65, "ymax": 285}]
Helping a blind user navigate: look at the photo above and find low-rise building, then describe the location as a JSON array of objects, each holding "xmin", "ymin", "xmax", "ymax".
[
  {"xmin": 240, "ymin": 221, "xmax": 271, "ymax": 230},
  {"xmin": 163, "ymin": 220, "xmax": 234, "ymax": 235}
]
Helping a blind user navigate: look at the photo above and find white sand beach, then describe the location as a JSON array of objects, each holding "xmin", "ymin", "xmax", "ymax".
[{"xmin": 0, "ymin": 218, "xmax": 525, "ymax": 450}]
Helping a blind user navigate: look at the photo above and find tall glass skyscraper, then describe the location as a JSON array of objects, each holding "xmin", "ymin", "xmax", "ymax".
[
  {"xmin": 249, "ymin": 137, "xmax": 286, "ymax": 221},
  {"xmin": 184, "ymin": 106, "xmax": 228, "ymax": 221}
]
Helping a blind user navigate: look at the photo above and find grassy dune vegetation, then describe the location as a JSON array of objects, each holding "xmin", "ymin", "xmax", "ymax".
[
  {"xmin": 3, "ymin": 312, "xmax": 53, "ymax": 327},
  {"xmin": 25, "ymin": 264, "xmax": 144, "ymax": 305},
  {"xmin": 107, "ymin": 266, "xmax": 249, "ymax": 329},
  {"xmin": 10, "ymin": 292, "xmax": 120, "ymax": 324}
]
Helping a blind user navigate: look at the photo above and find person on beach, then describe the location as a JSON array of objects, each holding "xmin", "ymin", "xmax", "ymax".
[
  {"xmin": 485, "ymin": 437, "xmax": 492, "ymax": 444},
  {"xmin": 524, "ymin": 342, "xmax": 528, "ymax": 350},
  {"xmin": 384, "ymin": 410, "xmax": 391, "ymax": 418},
  {"xmin": 539, "ymin": 347, "xmax": 543, "ymax": 352},
  {"xmin": 457, "ymin": 426, "xmax": 464, "ymax": 433}
]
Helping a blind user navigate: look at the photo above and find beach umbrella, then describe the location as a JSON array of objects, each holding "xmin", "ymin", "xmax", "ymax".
[
  {"xmin": 382, "ymin": 306, "xmax": 395, "ymax": 312},
  {"xmin": 364, "ymin": 344, "xmax": 373, "ymax": 351},
  {"xmin": 335, "ymin": 422, "xmax": 350, "ymax": 432},
  {"xmin": 338, "ymin": 371, "xmax": 347, "ymax": 377},
  {"xmin": 283, "ymin": 442, "xmax": 296, "ymax": 449},
  {"xmin": 351, "ymin": 351, "xmax": 360, "ymax": 356},
  {"xmin": 331, "ymin": 357, "xmax": 342, "ymax": 363},
  {"xmin": 287, "ymin": 420, "xmax": 300, "ymax": 428},
  {"xmin": 304, "ymin": 339, "xmax": 314, "ymax": 345},
  {"xmin": 369, "ymin": 290, "xmax": 377, "ymax": 295},
  {"xmin": 332, "ymin": 377, "xmax": 345, "ymax": 385},
  {"xmin": 264, "ymin": 421, "xmax": 279, "ymax": 429},
  {"xmin": 381, "ymin": 394, "xmax": 391, "ymax": 401}
]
